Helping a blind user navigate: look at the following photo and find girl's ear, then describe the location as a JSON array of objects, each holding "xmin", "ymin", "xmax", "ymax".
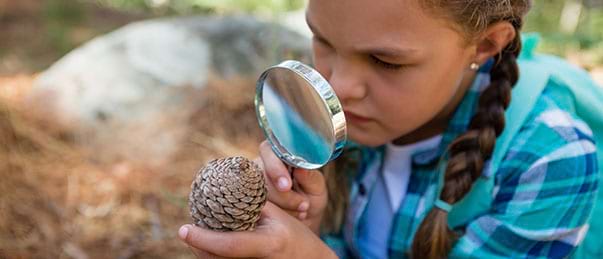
[{"xmin": 474, "ymin": 21, "xmax": 516, "ymax": 65}]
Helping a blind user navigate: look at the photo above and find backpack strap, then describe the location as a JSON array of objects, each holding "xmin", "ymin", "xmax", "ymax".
[
  {"xmin": 447, "ymin": 34, "xmax": 552, "ymax": 228},
  {"xmin": 489, "ymin": 34, "xmax": 552, "ymax": 176}
]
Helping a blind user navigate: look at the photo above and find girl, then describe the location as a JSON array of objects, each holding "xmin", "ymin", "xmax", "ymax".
[{"xmin": 178, "ymin": 0, "xmax": 602, "ymax": 258}]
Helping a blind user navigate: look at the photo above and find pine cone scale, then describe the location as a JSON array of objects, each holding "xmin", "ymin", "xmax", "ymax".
[{"xmin": 189, "ymin": 156, "xmax": 267, "ymax": 231}]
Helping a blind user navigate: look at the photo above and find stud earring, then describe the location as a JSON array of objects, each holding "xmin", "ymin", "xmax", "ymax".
[{"xmin": 470, "ymin": 62, "xmax": 480, "ymax": 71}]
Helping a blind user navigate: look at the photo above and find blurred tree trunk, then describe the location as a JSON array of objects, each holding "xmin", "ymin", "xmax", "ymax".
[{"xmin": 560, "ymin": 0, "xmax": 583, "ymax": 34}]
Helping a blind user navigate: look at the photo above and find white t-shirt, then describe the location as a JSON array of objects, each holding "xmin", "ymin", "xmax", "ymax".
[
  {"xmin": 382, "ymin": 135, "xmax": 443, "ymax": 211},
  {"xmin": 357, "ymin": 134, "xmax": 443, "ymax": 259}
]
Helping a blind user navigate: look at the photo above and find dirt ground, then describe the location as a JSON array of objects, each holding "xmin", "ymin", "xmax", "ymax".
[
  {"xmin": 0, "ymin": 2, "xmax": 264, "ymax": 258},
  {"xmin": 0, "ymin": 73, "xmax": 263, "ymax": 259}
]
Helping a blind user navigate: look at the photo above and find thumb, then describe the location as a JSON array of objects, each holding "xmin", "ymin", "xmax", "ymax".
[
  {"xmin": 260, "ymin": 201, "xmax": 283, "ymax": 218},
  {"xmin": 292, "ymin": 169, "xmax": 326, "ymax": 196},
  {"xmin": 259, "ymin": 141, "xmax": 292, "ymax": 192}
]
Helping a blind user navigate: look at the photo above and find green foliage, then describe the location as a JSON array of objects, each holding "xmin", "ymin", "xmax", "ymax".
[
  {"xmin": 35, "ymin": 0, "xmax": 603, "ymax": 66},
  {"xmin": 92, "ymin": 0, "xmax": 305, "ymax": 15},
  {"xmin": 524, "ymin": 1, "xmax": 603, "ymax": 62},
  {"xmin": 44, "ymin": 0, "xmax": 86, "ymax": 55},
  {"xmin": 98, "ymin": 0, "xmax": 150, "ymax": 11},
  {"xmin": 45, "ymin": 0, "xmax": 85, "ymax": 24}
]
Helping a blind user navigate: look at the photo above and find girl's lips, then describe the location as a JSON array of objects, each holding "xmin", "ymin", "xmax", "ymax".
[{"xmin": 345, "ymin": 111, "xmax": 372, "ymax": 123}]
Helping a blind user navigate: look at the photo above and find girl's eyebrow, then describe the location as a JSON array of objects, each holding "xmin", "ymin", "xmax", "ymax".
[
  {"xmin": 306, "ymin": 15, "xmax": 417, "ymax": 59},
  {"xmin": 306, "ymin": 16, "xmax": 332, "ymax": 45},
  {"xmin": 354, "ymin": 45, "xmax": 418, "ymax": 59}
]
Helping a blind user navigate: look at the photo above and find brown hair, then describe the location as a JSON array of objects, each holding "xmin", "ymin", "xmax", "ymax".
[
  {"xmin": 320, "ymin": 1, "xmax": 533, "ymax": 257},
  {"xmin": 411, "ymin": 1, "xmax": 531, "ymax": 258}
]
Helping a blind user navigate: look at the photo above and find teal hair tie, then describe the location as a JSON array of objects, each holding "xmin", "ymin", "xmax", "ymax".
[{"xmin": 434, "ymin": 199, "xmax": 452, "ymax": 212}]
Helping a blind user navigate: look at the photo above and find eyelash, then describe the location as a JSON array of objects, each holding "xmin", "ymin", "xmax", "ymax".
[
  {"xmin": 313, "ymin": 36, "xmax": 330, "ymax": 47},
  {"xmin": 370, "ymin": 56, "xmax": 403, "ymax": 70},
  {"xmin": 313, "ymin": 36, "xmax": 404, "ymax": 71}
]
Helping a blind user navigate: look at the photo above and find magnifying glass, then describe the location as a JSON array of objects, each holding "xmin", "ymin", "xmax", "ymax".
[{"xmin": 255, "ymin": 60, "xmax": 347, "ymax": 170}]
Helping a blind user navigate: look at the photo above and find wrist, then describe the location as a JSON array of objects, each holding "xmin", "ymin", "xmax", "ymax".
[
  {"xmin": 315, "ymin": 236, "xmax": 338, "ymax": 259},
  {"xmin": 321, "ymin": 245, "xmax": 338, "ymax": 259}
]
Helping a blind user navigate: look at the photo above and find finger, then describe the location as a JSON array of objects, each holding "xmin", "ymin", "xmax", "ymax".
[
  {"xmin": 259, "ymin": 141, "xmax": 291, "ymax": 192},
  {"xmin": 259, "ymin": 201, "xmax": 295, "ymax": 220},
  {"xmin": 261, "ymin": 203, "xmax": 311, "ymax": 228},
  {"xmin": 265, "ymin": 178, "xmax": 309, "ymax": 212},
  {"xmin": 281, "ymin": 208, "xmax": 308, "ymax": 220},
  {"xmin": 293, "ymin": 169, "xmax": 326, "ymax": 196},
  {"xmin": 178, "ymin": 224, "xmax": 276, "ymax": 258},
  {"xmin": 189, "ymin": 246, "xmax": 229, "ymax": 259}
]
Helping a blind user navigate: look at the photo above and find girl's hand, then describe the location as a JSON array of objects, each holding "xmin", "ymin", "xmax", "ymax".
[
  {"xmin": 256, "ymin": 141, "xmax": 328, "ymax": 234},
  {"xmin": 178, "ymin": 202, "xmax": 337, "ymax": 259}
]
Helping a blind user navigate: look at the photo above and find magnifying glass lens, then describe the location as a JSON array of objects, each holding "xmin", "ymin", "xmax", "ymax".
[{"xmin": 255, "ymin": 61, "xmax": 346, "ymax": 169}]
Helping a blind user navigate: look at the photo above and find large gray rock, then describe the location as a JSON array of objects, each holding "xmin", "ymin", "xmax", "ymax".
[
  {"xmin": 280, "ymin": 9, "xmax": 312, "ymax": 39},
  {"xmin": 31, "ymin": 16, "xmax": 311, "ymax": 164}
]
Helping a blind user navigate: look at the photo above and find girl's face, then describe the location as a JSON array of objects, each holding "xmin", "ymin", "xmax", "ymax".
[{"xmin": 307, "ymin": 0, "xmax": 479, "ymax": 146}]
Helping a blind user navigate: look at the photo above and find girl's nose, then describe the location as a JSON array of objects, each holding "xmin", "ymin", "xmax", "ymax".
[{"xmin": 328, "ymin": 58, "xmax": 367, "ymax": 104}]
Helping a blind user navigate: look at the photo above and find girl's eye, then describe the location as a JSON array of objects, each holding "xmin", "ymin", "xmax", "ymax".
[
  {"xmin": 313, "ymin": 36, "xmax": 331, "ymax": 48},
  {"xmin": 370, "ymin": 56, "xmax": 403, "ymax": 70}
]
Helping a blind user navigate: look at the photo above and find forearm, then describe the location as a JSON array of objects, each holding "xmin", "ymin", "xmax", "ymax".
[{"xmin": 317, "ymin": 240, "xmax": 339, "ymax": 259}]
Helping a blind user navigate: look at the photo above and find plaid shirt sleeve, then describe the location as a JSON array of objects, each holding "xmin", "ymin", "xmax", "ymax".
[{"xmin": 451, "ymin": 104, "xmax": 599, "ymax": 258}]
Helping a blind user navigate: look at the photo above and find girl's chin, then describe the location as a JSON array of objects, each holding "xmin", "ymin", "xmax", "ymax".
[{"xmin": 347, "ymin": 130, "xmax": 389, "ymax": 147}]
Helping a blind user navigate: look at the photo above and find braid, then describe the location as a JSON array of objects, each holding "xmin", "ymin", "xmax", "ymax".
[{"xmin": 411, "ymin": 24, "xmax": 522, "ymax": 258}]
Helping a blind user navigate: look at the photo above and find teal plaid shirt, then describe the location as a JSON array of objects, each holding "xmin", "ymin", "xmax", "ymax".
[{"xmin": 322, "ymin": 67, "xmax": 599, "ymax": 258}]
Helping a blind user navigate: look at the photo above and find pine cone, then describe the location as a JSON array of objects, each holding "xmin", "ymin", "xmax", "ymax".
[{"xmin": 189, "ymin": 156, "xmax": 267, "ymax": 231}]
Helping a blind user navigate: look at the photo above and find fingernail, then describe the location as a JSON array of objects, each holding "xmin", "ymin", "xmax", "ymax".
[
  {"xmin": 298, "ymin": 212, "xmax": 307, "ymax": 220},
  {"xmin": 277, "ymin": 177, "xmax": 289, "ymax": 190},
  {"xmin": 298, "ymin": 201, "xmax": 309, "ymax": 212},
  {"xmin": 178, "ymin": 225, "xmax": 189, "ymax": 240}
]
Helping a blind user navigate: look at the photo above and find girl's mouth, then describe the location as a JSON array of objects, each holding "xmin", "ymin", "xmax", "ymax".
[{"xmin": 344, "ymin": 111, "xmax": 372, "ymax": 124}]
